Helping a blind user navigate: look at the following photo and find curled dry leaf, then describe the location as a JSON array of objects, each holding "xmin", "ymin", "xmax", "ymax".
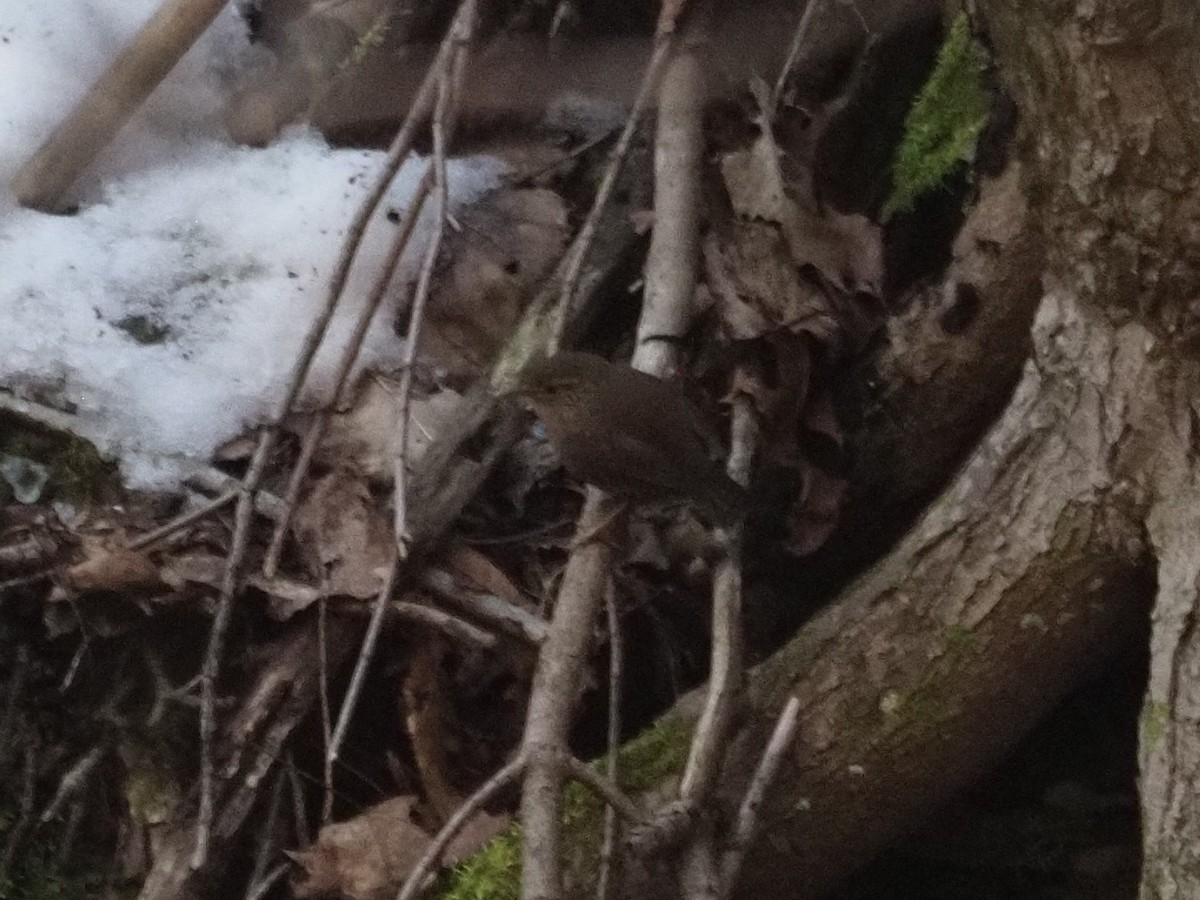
[
  {"xmin": 727, "ymin": 340, "xmax": 848, "ymax": 557},
  {"xmin": 440, "ymin": 544, "xmax": 526, "ymax": 608},
  {"xmin": 62, "ymin": 546, "xmax": 162, "ymax": 594},
  {"xmin": 291, "ymin": 795, "xmax": 508, "ymax": 900},
  {"xmin": 421, "ymin": 188, "xmax": 569, "ymax": 381},
  {"xmin": 785, "ymin": 463, "xmax": 848, "ymax": 557},
  {"xmin": 719, "ymin": 130, "xmax": 884, "ymax": 296},
  {"xmin": 161, "ymin": 551, "xmax": 323, "ymax": 619},
  {"xmin": 703, "ymin": 226, "xmax": 839, "ymax": 344},
  {"xmin": 292, "ymin": 470, "xmax": 393, "ymax": 599},
  {"xmin": 315, "ymin": 377, "xmax": 466, "ymax": 483},
  {"xmin": 403, "ymin": 640, "xmax": 461, "ymax": 823}
]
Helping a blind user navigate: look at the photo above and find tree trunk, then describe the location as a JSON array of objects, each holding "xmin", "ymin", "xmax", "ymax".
[{"xmin": 614, "ymin": 1, "xmax": 1200, "ymax": 896}]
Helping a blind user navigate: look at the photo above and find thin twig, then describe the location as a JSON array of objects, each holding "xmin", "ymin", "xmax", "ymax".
[
  {"xmin": 518, "ymin": 491, "xmax": 619, "ymax": 900},
  {"xmin": 679, "ymin": 395, "xmax": 755, "ymax": 802},
  {"xmin": 420, "ymin": 568, "xmax": 548, "ymax": 645},
  {"xmin": 285, "ymin": 751, "xmax": 311, "ymax": 847},
  {"xmin": 547, "ymin": 32, "xmax": 678, "ymax": 349},
  {"xmin": 549, "ymin": 0, "xmax": 574, "ymax": 38},
  {"xmin": 261, "ymin": 170, "xmax": 433, "ymax": 575},
  {"xmin": 327, "ymin": 554, "xmax": 401, "ymax": 766},
  {"xmin": 40, "ymin": 744, "xmax": 105, "ymax": 824},
  {"xmin": 720, "ymin": 696, "xmax": 801, "ymax": 898},
  {"xmin": 318, "ymin": 599, "xmax": 334, "ymax": 824},
  {"xmin": 245, "ymin": 768, "xmax": 286, "ymax": 899},
  {"xmin": 59, "ymin": 633, "xmax": 90, "ymax": 692},
  {"xmin": 771, "ymin": 0, "xmax": 823, "ymax": 110},
  {"xmin": 394, "ymin": 59, "xmax": 457, "ymax": 556},
  {"xmin": 327, "ymin": 0, "xmax": 476, "ymax": 768},
  {"xmin": 245, "ymin": 862, "xmax": 290, "ymax": 900},
  {"xmin": 192, "ymin": 0, "xmax": 477, "ymax": 864},
  {"xmin": 394, "ymin": 753, "xmax": 527, "ymax": 900},
  {"xmin": 391, "ymin": 601, "xmax": 497, "ymax": 648},
  {"xmin": 130, "ymin": 490, "xmax": 237, "ymax": 551},
  {"xmin": 597, "ymin": 580, "xmax": 624, "ymax": 900}
]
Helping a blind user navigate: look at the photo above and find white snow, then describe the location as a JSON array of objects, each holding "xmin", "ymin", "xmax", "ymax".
[{"xmin": 0, "ymin": 2, "xmax": 505, "ymax": 488}]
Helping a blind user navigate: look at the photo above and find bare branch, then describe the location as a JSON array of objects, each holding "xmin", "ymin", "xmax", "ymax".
[
  {"xmin": 420, "ymin": 568, "xmax": 548, "ymax": 645},
  {"xmin": 597, "ymin": 580, "xmax": 624, "ymax": 900},
  {"xmin": 547, "ymin": 32, "xmax": 678, "ymax": 350},
  {"xmin": 720, "ymin": 696, "xmax": 801, "ymax": 897}
]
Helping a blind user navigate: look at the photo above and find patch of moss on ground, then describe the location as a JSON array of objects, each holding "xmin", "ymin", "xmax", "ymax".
[
  {"xmin": 883, "ymin": 12, "xmax": 990, "ymax": 221},
  {"xmin": 0, "ymin": 413, "xmax": 120, "ymax": 505},
  {"xmin": 438, "ymin": 716, "xmax": 694, "ymax": 900}
]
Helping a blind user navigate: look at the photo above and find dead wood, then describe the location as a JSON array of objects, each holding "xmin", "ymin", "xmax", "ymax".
[
  {"xmin": 138, "ymin": 616, "xmax": 358, "ymax": 900},
  {"xmin": 11, "ymin": 0, "xmax": 231, "ymax": 211}
]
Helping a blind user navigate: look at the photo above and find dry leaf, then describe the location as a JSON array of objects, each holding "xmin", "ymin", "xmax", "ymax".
[
  {"xmin": 440, "ymin": 544, "xmax": 525, "ymax": 606},
  {"xmin": 63, "ymin": 547, "xmax": 162, "ymax": 593},
  {"xmin": 720, "ymin": 132, "xmax": 884, "ymax": 296},
  {"xmin": 316, "ymin": 378, "xmax": 466, "ymax": 483},
  {"xmin": 292, "ymin": 796, "xmax": 508, "ymax": 900},
  {"xmin": 403, "ymin": 641, "xmax": 460, "ymax": 822},
  {"xmin": 785, "ymin": 464, "xmax": 847, "ymax": 557},
  {"xmin": 421, "ymin": 188, "xmax": 568, "ymax": 380},
  {"xmin": 254, "ymin": 574, "xmax": 324, "ymax": 620},
  {"xmin": 703, "ymin": 226, "xmax": 840, "ymax": 343},
  {"xmin": 292, "ymin": 470, "xmax": 393, "ymax": 599},
  {"xmin": 159, "ymin": 551, "xmax": 224, "ymax": 591}
]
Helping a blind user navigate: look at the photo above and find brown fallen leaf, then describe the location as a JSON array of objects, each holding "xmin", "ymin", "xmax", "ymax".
[
  {"xmin": 292, "ymin": 470, "xmax": 394, "ymax": 599},
  {"xmin": 291, "ymin": 795, "xmax": 508, "ymax": 900},
  {"xmin": 719, "ymin": 130, "xmax": 883, "ymax": 297},
  {"xmin": 421, "ymin": 188, "xmax": 569, "ymax": 381},
  {"xmin": 785, "ymin": 463, "xmax": 848, "ymax": 557},
  {"xmin": 403, "ymin": 640, "xmax": 460, "ymax": 823},
  {"xmin": 62, "ymin": 546, "xmax": 162, "ymax": 593},
  {"xmin": 314, "ymin": 377, "xmax": 466, "ymax": 483},
  {"xmin": 439, "ymin": 544, "xmax": 526, "ymax": 607},
  {"xmin": 702, "ymin": 225, "xmax": 840, "ymax": 344}
]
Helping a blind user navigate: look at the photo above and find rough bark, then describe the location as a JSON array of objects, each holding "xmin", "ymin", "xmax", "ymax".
[
  {"xmin": 616, "ymin": 0, "xmax": 1200, "ymax": 896},
  {"xmin": 973, "ymin": 1, "xmax": 1200, "ymax": 896},
  {"xmin": 713, "ymin": 288, "xmax": 1156, "ymax": 898}
]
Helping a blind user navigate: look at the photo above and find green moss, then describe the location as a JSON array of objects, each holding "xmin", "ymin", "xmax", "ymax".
[
  {"xmin": 440, "ymin": 828, "xmax": 522, "ymax": 900},
  {"xmin": 438, "ymin": 716, "xmax": 694, "ymax": 900},
  {"xmin": 942, "ymin": 624, "xmax": 976, "ymax": 659},
  {"xmin": 879, "ymin": 626, "xmax": 979, "ymax": 738},
  {"xmin": 0, "ymin": 414, "xmax": 120, "ymax": 505},
  {"xmin": 882, "ymin": 12, "xmax": 990, "ymax": 221},
  {"xmin": 1140, "ymin": 699, "xmax": 1170, "ymax": 753},
  {"xmin": 345, "ymin": 14, "xmax": 391, "ymax": 68},
  {"xmin": 613, "ymin": 715, "xmax": 692, "ymax": 792}
]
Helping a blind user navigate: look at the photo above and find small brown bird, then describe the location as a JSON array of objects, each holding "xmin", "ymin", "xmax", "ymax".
[{"xmin": 513, "ymin": 352, "xmax": 748, "ymax": 524}]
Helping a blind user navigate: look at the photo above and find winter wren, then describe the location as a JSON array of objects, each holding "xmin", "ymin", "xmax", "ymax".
[{"xmin": 514, "ymin": 352, "xmax": 747, "ymax": 524}]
